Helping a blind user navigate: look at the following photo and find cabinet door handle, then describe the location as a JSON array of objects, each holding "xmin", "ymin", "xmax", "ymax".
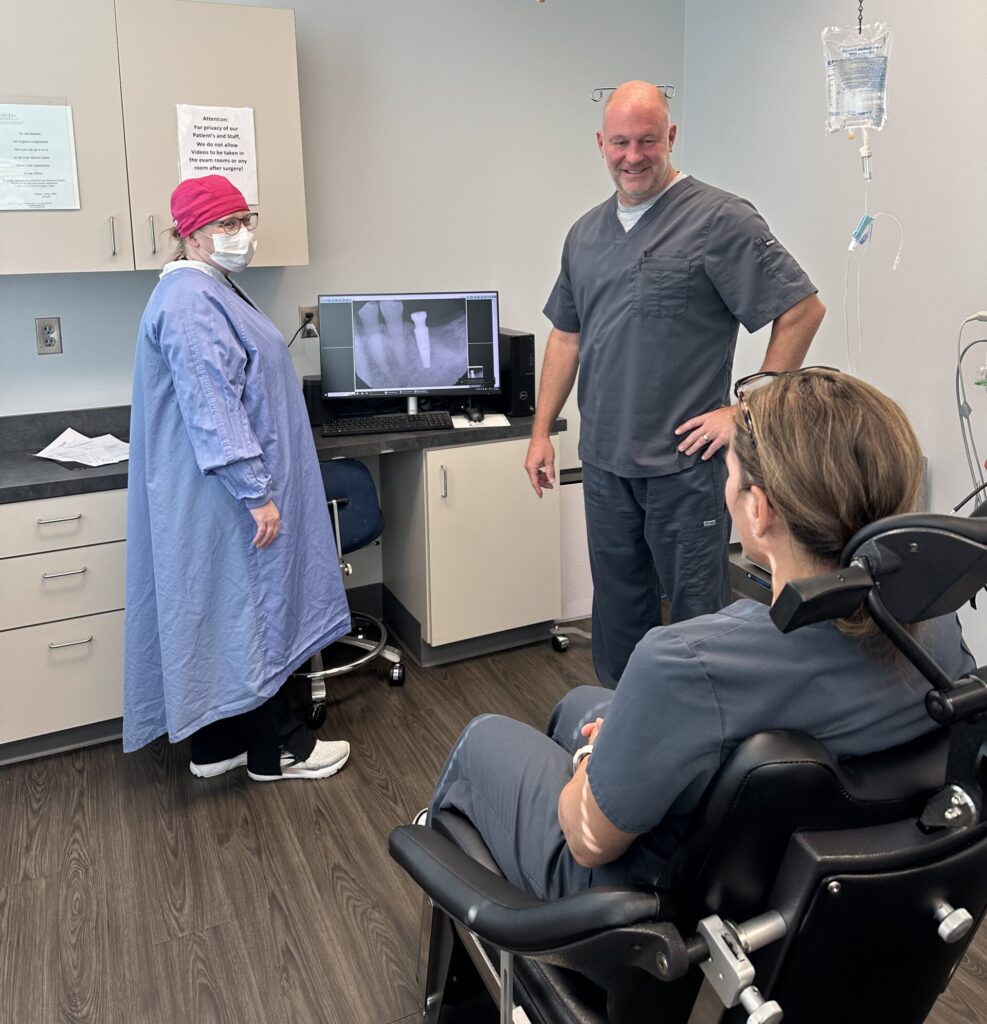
[
  {"xmin": 42, "ymin": 566, "xmax": 88, "ymax": 580},
  {"xmin": 36, "ymin": 512, "xmax": 83, "ymax": 525},
  {"xmin": 440, "ymin": 464, "xmax": 448, "ymax": 498},
  {"xmin": 149, "ymin": 215, "xmax": 157, "ymax": 255},
  {"xmin": 48, "ymin": 635, "xmax": 93, "ymax": 650},
  {"xmin": 109, "ymin": 216, "xmax": 117, "ymax": 256}
]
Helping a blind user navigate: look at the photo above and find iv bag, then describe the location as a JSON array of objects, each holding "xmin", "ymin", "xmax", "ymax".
[{"xmin": 822, "ymin": 22, "xmax": 893, "ymax": 134}]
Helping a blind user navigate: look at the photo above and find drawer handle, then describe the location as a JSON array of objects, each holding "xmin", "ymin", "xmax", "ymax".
[
  {"xmin": 36, "ymin": 513, "xmax": 83, "ymax": 525},
  {"xmin": 48, "ymin": 635, "xmax": 94, "ymax": 650},
  {"xmin": 42, "ymin": 566, "xmax": 88, "ymax": 580},
  {"xmin": 440, "ymin": 464, "xmax": 448, "ymax": 499}
]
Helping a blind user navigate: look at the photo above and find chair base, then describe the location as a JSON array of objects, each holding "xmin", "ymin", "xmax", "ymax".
[{"xmin": 290, "ymin": 614, "xmax": 405, "ymax": 727}]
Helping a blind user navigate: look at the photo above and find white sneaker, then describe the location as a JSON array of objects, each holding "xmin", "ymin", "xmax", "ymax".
[
  {"xmin": 247, "ymin": 739, "xmax": 350, "ymax": 782},
  {"xmin": 189, "ymin": 752, "xmax": 248, "ymax": 778}
]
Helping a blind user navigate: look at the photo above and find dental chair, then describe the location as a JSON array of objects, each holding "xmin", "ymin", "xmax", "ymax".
[
  {"xmin": 291, "ymin": 459, "xmax": 404, "ymax": 728},
  {"xmin": 389, "ymin": 512, "xmax": 987, "ymax": 1023}
]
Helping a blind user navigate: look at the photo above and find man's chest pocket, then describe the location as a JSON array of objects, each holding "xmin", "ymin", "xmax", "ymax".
[{"xmin": 633, "ymin": 254, "xmax": 690, "ymax": 319}]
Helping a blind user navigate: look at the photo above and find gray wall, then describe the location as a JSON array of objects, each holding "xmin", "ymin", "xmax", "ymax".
[
  {"xmin": 0, "ymin": 0, "xmax": 687, "ymax": 476},
  {"xmin": 683, "ymin": 0, "xmax": 987, "ymax": 656},
  {"xmin": 7, "ymin": 0, "xmax": 983, "ymax": 655}
]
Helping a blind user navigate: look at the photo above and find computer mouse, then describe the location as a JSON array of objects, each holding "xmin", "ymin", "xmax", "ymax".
[{"xmin": 464, "ymin": 407, "xmax": 485, "ymax": 423}]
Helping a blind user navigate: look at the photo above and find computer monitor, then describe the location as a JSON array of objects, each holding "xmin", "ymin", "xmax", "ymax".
[{"xmin": 318, "ymin": 290, "xmax": 500, "ymax": 411}]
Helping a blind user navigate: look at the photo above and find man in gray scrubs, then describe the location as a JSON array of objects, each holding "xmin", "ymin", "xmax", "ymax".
[{"xmin": 524, "ymin": 80, "xmax": 825, "ymax": 688}]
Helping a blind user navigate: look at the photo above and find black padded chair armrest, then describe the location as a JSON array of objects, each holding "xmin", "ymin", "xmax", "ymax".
[{"xmin": 389, "ymin": 825, "xmax": 660, "ymax": 953}]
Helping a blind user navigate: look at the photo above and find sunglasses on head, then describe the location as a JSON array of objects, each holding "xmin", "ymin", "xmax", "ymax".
[{"xmin": 733, "ymin": 366, "xmax": 841, "ymax": 451}]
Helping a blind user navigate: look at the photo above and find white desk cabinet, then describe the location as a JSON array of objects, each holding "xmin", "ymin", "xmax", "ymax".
[
  {"xmin": 0, "ymin": 490, "xmax": 126, "ymax": 744},
  {"xmin": 381, "ymin": 436, "xmax": 562, "ymax": 653},
  {"xmin": 0, "ymin": 0, "xmax": 307, "ymax": 275}
]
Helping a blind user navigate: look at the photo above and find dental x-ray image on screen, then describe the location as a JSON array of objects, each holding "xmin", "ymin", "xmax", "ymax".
[
  {"xmin": 355, "ymin": 298, "xmax": 467, "ymax": 390},
  {"xmin": 318, "ymin": 291, "xmax": 500, "ymax": 399}
]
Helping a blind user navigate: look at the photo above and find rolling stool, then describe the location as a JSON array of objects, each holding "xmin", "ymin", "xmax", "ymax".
[{"xmin": 292, "ymin": 458, "xmax": 404, "ymax": 730}]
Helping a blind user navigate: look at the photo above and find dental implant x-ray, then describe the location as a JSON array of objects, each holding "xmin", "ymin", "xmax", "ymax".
[{"xmin": 354, "ymin": 299, "xmax": 469, "ymax": 390}]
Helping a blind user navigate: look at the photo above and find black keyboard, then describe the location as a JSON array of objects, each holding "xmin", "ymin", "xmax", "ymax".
[{"xmin": 320, "ymin": 410, "xmax": 454, "ymax": 437}]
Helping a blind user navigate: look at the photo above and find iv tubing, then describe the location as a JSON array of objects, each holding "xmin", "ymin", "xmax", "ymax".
[{"xmin": 955, "ymin": 333, "xmax": 987, "ymax": 491}]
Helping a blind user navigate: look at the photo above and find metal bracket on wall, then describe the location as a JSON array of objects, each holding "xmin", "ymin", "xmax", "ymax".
[{"xmin": 592, "ymin": 84, "xmax": 677, "ymax": 102}]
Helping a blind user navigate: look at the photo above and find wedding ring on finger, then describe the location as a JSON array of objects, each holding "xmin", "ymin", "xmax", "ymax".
[{"xmin": 702, "ymin": 433, "xmax": 710, "ymax": 442}]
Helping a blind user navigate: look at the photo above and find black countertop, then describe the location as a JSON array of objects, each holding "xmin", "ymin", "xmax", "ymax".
[
  {"xmin": 0, "ymin": 453, "xmax": 131, "ymax": 504},
  {"xmin": 0, "ymin": 407, "xmax": 564, "ymax": 505},
  {"xmin": 311, "ymin": 417, "xmax": 557, "ymax": 460},
  {"xmin": 0, "ymin": 406, "xmax": 133, "ymax": 505}
]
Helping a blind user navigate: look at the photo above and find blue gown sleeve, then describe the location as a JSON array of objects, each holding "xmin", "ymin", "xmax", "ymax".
[{"xmin": 151, "ymin": 282, "xmax": 272, "ymax": 505}]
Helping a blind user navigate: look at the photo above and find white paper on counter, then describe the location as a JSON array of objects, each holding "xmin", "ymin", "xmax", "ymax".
[{"xmin": 35, "ymin": 428, "xmax": 129, "ymax": 467}]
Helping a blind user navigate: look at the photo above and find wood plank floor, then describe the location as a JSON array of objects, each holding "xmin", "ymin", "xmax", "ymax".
[{"xmin": 1, "ymin": 631, "xmax": 984, "ymax": 1023}]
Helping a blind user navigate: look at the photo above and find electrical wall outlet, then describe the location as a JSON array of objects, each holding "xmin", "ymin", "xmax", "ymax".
[
  {"xmin": 298, "ymin": 305, "xmax": 319, "ymax": 338},
  {"xmin": 35, "ymin": 317, "xmax": 63, "ymax": 355}
]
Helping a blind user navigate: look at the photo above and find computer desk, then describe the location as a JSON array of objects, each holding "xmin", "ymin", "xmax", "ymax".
[
  {"xmin": 310, "ymin": 416, "xmax": 547, "ymax": 460},
  {"xmin": 313, "ymin": 416, "xmax": 567, "ymax": 667},
  {"xmin": 0, "ymin": 409, "xmax": 565, "ymax": 761}
]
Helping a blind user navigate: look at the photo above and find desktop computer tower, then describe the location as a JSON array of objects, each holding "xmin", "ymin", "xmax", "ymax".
[
  {"xmin": 303, "ymin": 375, "xmax": 326, "ymax": 426},
  {"xmin": 492, "ymin": 328, "xmax": 536, "ymax": 417}
]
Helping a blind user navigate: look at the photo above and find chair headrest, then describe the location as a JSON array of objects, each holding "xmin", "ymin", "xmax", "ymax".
[
  {"xmin": 772, "ymin": 513, "xmax": 987, "ymax": 632},
  {"xmin": 844, "ymin": 513, "xmax": 987, "ymax": 623}
]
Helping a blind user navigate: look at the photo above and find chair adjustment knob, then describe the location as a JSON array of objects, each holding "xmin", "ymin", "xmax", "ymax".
[
  {"xmin": 935, "ymin": 902, "xmax": 974, "ymax": 944},
  {"xmin": 740, "ymin": 986, "xmax": 783, "ymax": 1024}
]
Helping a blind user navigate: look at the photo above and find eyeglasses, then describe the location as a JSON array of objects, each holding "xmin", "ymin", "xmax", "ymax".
[
  {"xmin": 733, "ymin": 366, "xmax": 841, "ymax": 451},
  {"xmin": 205, "ymin": 212, "xmax": 259, "ymax": 234}
]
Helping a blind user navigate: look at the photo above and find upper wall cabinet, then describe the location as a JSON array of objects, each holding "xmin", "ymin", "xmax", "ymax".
[
  {"xmin": 115, "ymin": 0, "xmax": 308, "ymax": 270},
  {"xmin": 0, "ymin": 0, "xmax": 308, "ymax": 275},
  {"xmin": 0, "ymin": 0, "xmax": 135, "ymax": 274}
]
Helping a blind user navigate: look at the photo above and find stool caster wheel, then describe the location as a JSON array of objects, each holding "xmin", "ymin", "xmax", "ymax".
[
  {"xmin": 552, "ymin": 634, "xmax": 570, "ymax": 653},
  {"xmin": 306, "ymin": 702, "xmax": 327, "ymax": 729},
  {"xmin": 389, "ymin": 663, "xmax": 406, "ymax": 686}
]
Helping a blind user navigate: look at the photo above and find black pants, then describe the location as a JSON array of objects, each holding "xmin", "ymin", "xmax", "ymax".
[{"xmin": 188, "ymin": 685, "xmax": 316, "ymax": 776}]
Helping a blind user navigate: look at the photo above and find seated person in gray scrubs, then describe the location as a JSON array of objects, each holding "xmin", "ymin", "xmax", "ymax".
[{"xmin": 430, "ymin": 370, "xmax": 974, "ymax": 900}]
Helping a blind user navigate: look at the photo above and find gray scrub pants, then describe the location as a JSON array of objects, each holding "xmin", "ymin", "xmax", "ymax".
[
  {"xmin": 428, "ymin": 686, "xmax": 667, "ymax": 900},
  {"xmin": 582, "ymin": 458, "xmax": 731, "ymax": 689}
]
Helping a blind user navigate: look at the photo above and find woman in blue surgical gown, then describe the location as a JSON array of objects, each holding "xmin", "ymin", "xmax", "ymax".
[{"xmin": 124, "ymin": 174, "xmax": 352, "ymax": 782}]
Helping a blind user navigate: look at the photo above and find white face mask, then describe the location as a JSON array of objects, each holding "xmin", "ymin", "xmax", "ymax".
[{"xmin": 208, "ymin": 226, "xmax": 257, "ymax": 273}]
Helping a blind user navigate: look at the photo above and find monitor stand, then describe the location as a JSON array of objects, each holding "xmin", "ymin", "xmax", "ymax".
[{"xmin": 407, "ymin": 396, "xmax": 419, "ymax": 416}]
